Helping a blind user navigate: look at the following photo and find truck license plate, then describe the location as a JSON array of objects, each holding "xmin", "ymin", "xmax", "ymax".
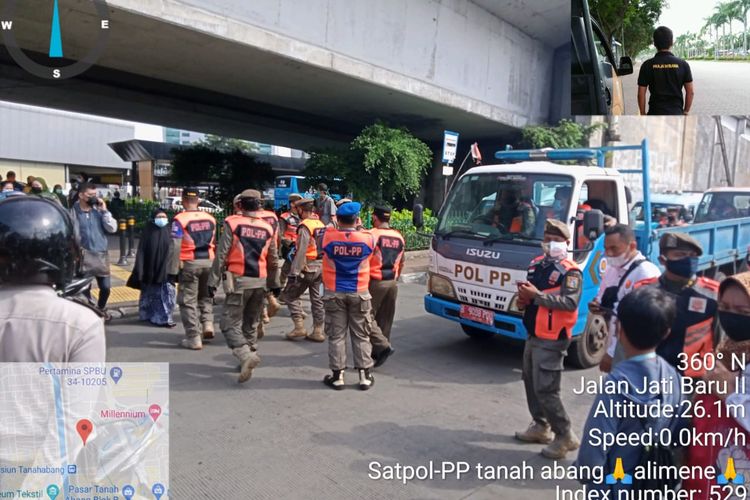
[{"xmin": 459, "ymin": 305, "xmax": 494, "ymax": 326}]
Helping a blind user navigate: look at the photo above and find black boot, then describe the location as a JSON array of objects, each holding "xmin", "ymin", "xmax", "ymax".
[
  {"xmin": 373, "ymin": 347, "xmax": 395, "ymax": 368},
  {"xmin": 358, "ymin": 368, "xmax": 374, "ymax": 391},
  {"xmin": 323, "ymin": 369, "xmax": 345, "ymax": 390}
]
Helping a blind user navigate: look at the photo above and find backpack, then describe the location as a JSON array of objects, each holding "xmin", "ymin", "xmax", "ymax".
[{"xmin": 631, "ymin": 417, "xmax": 680, "ymax": 491}]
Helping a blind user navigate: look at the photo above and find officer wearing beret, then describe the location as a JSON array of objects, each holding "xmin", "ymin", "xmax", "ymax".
[
  {"xmin": 633, "ymin": 232, "xmax": 719, "ymax": 378},
  {"xmin": 319, "ymin": 201, "xmax": 377, "ymax": 390},
  {"xmin": 514, "ymin": 219, "xmax": 582, "ymax": 459}
]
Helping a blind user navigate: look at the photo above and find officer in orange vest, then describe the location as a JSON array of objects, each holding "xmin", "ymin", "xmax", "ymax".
[
  {"xmin": 207, "ymin": 189, "xmax": 280, "ymax": 383},
  {"xmin": 257, "ymin": 199, "xmax": 282, "ymax": 321},
  {"xmin": 320, "ymin": 201, "xmax": 377, "ymax": 390},
  {"xmin": 169, "ymin": 188, "xmax": 217, "ymax": 350},
  {"xmin": 633, "ymin": 232, "xmax": 719, "ymax": 378},
  {"xmin": 282, "ymin": 198, "xmax": 326, "ymax": 342},
  {"xmin": 514, "ymin": 219, "xmax": 582, "ymax": 459},
  {"xmin": 367, "ymin": 205, "xmax": 405, "ymax": 368},
  {"xmin": 279, "ymin": 193, "xmax": 303, "ymax": 286},
  {"xmin": 494, "ymin": 186, "xmax": 536, "ymax": 237}
]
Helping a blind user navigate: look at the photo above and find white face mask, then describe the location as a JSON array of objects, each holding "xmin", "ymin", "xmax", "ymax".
[
  {"xmin": 543, "ymin": 241, "xmax": 568, "ymax": 260},
  {"xmin": 606, "ymin": 252, "xmax": 629, "ymax": 268}
]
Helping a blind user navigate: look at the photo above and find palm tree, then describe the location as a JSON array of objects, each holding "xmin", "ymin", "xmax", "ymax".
[
  {"xmin": 721, "ymin": 1, "xmax": 743, "ymax": 54},
  {"xmin": 734, "ymin": 0, "xmax": 750, "ymax": 54},
  {"xmin": 705, "ymin": 10, "xmax": 726, "ymax": 58}
]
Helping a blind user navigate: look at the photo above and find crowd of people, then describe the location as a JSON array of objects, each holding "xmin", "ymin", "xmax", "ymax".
[
  {"xmin": 511, "ymin": 216, "xmax": 750, "ymax": 495},
  {"xmin": 0, "ymin": 184, "xmax": 406, "ymax": 390}
]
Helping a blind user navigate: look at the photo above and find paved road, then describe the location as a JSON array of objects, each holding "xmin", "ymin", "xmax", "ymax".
[
  {"xmin": 106, "ymin": 283, "xmax": 599, "ymax": 499},
  {"xmin": 622, "ymin": 60, "xmax": 750, "ymax": 115}
]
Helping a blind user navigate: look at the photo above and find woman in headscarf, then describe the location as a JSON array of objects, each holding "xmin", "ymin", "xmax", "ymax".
[
  {"xmin": 127, "ymin": 209, "xmax": 176, "ymax": 327},
  {"xmin": 28, "ymin": 177, "xmax": 60, "ymax": 204},
  {"xmin": 683, "ymin": 271, "xmax": 750, "ymax": 495}
]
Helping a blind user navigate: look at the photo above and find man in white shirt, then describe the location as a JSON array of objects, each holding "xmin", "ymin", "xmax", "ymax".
[
  {"xmin": 0, "ymin": 196, "xmax": 106, "ymax": 362},
  {"xmin": 589, "ymin": 224, "xmax": 661, "ymax": 372}
]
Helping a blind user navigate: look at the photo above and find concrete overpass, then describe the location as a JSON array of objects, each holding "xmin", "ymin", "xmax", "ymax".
[{"xmin": 0, "ymin": 0, "xmax": 569, "ymax": 204}]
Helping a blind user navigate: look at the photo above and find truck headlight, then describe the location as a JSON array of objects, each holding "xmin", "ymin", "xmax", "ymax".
[{"xmin": 429, "ymin": 273, "xmax": 456, "ymax": 299}]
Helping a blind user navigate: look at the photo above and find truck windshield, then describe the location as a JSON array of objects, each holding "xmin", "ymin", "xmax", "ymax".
[
  {"xmin": 694, "ymin": 192, "xmax": 750, "ymax": 223},
  {"xmin": 437, "ymin": 173, "xmax": 574, "ymax": 241}
]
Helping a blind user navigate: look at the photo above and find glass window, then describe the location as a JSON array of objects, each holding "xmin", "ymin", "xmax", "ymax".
[{"xmin": 437, "ymin": 173, "xmax": 574, "ymax": 242}]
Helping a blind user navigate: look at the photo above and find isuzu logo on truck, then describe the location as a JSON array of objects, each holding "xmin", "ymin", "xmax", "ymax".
[{"xmin": 466, "ymin": 249, "xmax": 501, "ymax": 260}]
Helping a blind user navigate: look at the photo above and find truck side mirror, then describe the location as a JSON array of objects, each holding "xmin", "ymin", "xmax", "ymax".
[
  {"xmin": 617, "ymin": 56, "xmax": 634, "ymax": 76},
  {"xmin": 624, "ymin": 186, "xmax": 632, "ymax": 205},
  {"xmin": 413, "ymin": 204, "xmax": 424, "ymax": 229},
  {"xmin": 583, "ymin": 209, "xmax": 604, "ymax": 241}
]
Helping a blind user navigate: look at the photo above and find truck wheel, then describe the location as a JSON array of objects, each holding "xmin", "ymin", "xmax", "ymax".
[
  {"xmin": 568, "ymin": 314, "xmax": 607, "ymax": 369},
  {"xmin": 461, "ymin": 324, "xmax": 494, "ymax": 340}
]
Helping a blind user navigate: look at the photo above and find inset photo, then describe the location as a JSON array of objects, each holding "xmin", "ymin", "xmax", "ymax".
[{"xmin": 572, "ymin": 0, "xmax": 750, "ymax": 115}]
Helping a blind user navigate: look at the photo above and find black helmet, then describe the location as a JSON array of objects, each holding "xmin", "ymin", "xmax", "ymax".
[{"xmin": 0, "ymin": 196, "xmax": 80, "ymax": 288}]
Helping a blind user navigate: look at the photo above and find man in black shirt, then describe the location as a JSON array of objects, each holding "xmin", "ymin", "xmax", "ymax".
[{"xmin": 638, "ymin": 26, "xmax": 694, "ymax": 115}]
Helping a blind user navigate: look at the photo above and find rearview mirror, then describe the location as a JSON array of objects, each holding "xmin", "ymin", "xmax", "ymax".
[
  {"xmin": 413, "ymin": 204, "xmax": 424, "ymax": 229},
  {"xmin": 624, "ymin": 186, "xmax": 633, "ymax": 205},
  {"xmin": 617, "ymin": 56, "xmax": 634, "ymax": 76},
  {"xmin": 583, "ymin": 209, "xmax": 604, "ymax": 241}
]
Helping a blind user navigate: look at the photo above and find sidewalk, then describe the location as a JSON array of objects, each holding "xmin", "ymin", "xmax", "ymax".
[{"xmin": 98, "ymin": 234, "xmax": 430, "ymax": 316}]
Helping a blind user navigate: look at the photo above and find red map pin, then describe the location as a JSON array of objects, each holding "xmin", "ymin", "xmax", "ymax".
[
  {"xmin": 76, "ymin": 419, "xmax": 93, "ymax": 446},
  {"xmin": 148, "ymin": 404, "xmax": 162, "ymax": 423}
]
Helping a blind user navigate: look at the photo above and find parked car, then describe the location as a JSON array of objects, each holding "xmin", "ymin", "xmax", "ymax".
[{"xmin": 630, "ymin": 192, "xmax": 704, "ymax": 225}]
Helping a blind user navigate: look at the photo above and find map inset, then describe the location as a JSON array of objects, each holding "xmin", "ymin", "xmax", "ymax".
[{"xmin": 0, "ymin": 363, "xmax": 169, "ymax": 500}]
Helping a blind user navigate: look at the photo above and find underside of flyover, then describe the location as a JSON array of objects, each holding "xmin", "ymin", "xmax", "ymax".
[{"xmin": 0, "ymin": 0, "xmax": 569, "ymax": 208}]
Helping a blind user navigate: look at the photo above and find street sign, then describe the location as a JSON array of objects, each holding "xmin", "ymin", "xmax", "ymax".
[
  {"xmin": 442, "ymin": 130, "xmax": 459, "ymax": 164},
  {"xmin": 442, "ymin": 166, "xmax": 454, "ymax": 176}
]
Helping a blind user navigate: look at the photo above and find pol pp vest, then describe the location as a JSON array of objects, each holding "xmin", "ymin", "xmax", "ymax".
[
  {"xmin": 280, "ymin": 211, "xmax": 300, "ymax": 242},
  {"xmin": 522, "ymin": 256, "xmax": 580, "ymax": 340},
  {"xmin": 370, "ymin": 227, "xmax": 405, "ymax": 281},
  {"xmin": 299, "ymin": 218, "xmax": 325, "ymax": 261},
  {"xmin": 321, "ymin": 228, "xmax": 375, "ymax": 294},
  {"xmin": 636, "ymin": 276, "xmax": 719, "ymax": 377},
  {"xmin": 173, "ymin": 211, "xmax": 216, "ymax": 261},
  {"xmin": 224, "ymin": 216, "xmax": 274, "ymax": 278}
]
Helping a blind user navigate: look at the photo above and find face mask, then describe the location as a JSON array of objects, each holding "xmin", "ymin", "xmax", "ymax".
[
  {"xmin": 154, "ymin": 218, "xmax": 169, "ymax": 228},
  {"xmin": 719, "ymin": 311, "xmax": 750, "ymax": 342},
  {"xmin": 543, "ymin": 241, "xmax": 568, "ymax": 260},
  {"xmin": 607, "ymin": 252, "xmax": 629, "ymax": 268},
  {"xmin": 664, "ymin": 256, "xmax": 698, "ymax": 278},
  {"xmin": 54, "ymin": 189, "xmax": 62, "ymax": 194},
  {"xmin": 87, "ymin": 196, "xmax": 98, "ymax": 206},
  {"xmin": 31, "ymin": 187, "xmax": 42, "ymax": 194}
]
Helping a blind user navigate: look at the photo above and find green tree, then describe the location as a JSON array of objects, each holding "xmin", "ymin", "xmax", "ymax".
[
  {"xmin": 170, "ymin": 145, "xmax": 273, "ymax": 204},
  {"xmin": 304, "ymin": 122, "xmax": 432, "ymax": 205},
  {"xmin": 199, "ymin": 134, "xmax": 258, "ymax": 154},
  {"xmin": 590, "ymin": 0, "xmax": 667, "ymax": 56},
  {"xmin": 519, "ymin": 119, "xmax": 604, "ymax": 150}
]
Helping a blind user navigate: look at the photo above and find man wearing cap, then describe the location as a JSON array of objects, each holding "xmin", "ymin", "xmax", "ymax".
[
  {"xmin": 494, "ymin": 185, "xmax": 536, "ymax": 238},
  {"xmin": 279, "ymin": 193, "xmax": 303, "ymax": 286},
  {"xmin": 367, "ymin": 205, "xmax": 405, "ymax": 367},
  {"xmin": 514, "ymin": 219, "xmax": 582, "ymax": 459},
  {"xmin": 282, "ymin": 197, "xmax": 326, "ymax": 342},
  {"xmin": 169, "ymin": 188, "xmax": 217, "ymax": 349},
  {"xmin": 320, "ymin": 201, "xmax": 377, "ymax": 390},
  {"xmin": 633, "ymin": 232, "xmax": 719, "ymax": 378},
  {"xmin": 316, "ymin": 183, "xmax": 337, "ymax": 226},
  {"xmin": 208, "ymin": 189, "xmax": 280, "ymax": 383}
]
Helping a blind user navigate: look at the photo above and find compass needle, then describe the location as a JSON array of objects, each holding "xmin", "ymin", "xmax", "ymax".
[{"xmin": 49, "ymin": 0, "xmax": 63, "ymax": 58}]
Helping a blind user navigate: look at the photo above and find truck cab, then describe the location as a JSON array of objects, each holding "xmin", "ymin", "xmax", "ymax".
[{"xmin": 425, "ymin": 149, "xmax": 631, "ymax": 368}]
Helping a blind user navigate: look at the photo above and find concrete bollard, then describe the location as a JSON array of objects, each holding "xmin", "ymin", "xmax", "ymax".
[
  {"xmin": 117, "ymin": 219, "xmax": 128, "ymax": 266},
  {"xmin": 127, "ymin": 215, "xmax": 136, "ymax": 257}
]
